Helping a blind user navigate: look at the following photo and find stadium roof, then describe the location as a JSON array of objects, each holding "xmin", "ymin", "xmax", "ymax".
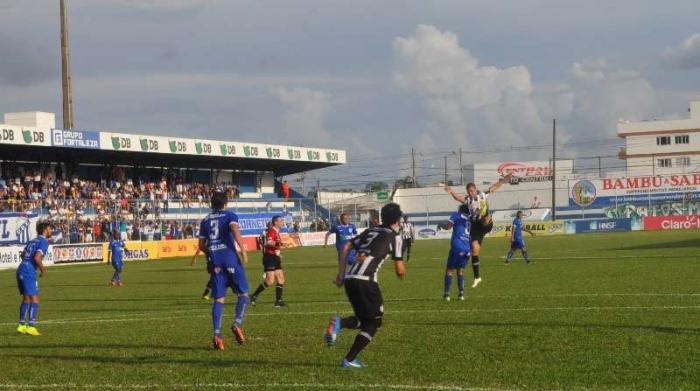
[{"xmin": 0, "ymin": 126, "xmax": 346, "ymax": 176}]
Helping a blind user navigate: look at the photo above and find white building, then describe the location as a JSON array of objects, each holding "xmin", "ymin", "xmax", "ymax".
[{"xmin": 618, "ymin": 101, "xmax": 700, "ymax": 176}]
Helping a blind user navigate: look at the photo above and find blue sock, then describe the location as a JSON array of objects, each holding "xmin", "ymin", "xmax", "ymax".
[
  {"xmin": 212, "ymin": 302, "xmax": 224, "ymax": 336},
  {"xmin": 457, "ymin": 275, "xmax": 465, "ymax": 293},
  {"xmin": 113, "ymin": 271, "xmax": 120, "ymax": 281},
  {"xmin": 28, "ymin": 303, "xmax": 39, "ymax": 326},
  {"xmin": 444, "ymin": 275, "xmax": 452, "ymax": 295},
  {"xmin": 506, "ymin": 250, "xmax": 514, "ymax": 262},
  {"xmin": 235, "ymin": 295, "xmax": 249, "ymax": 326},
  {"xmin": 523, "ymin": 251, "xmax": 529, "ymax": 262},
  {"xmin": 19, "ymin": 302, "xmax": 29, "ymax": 325}
]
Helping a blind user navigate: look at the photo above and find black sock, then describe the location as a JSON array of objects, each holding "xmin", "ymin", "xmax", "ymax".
[
  {"xmin": 472, "ymin": 256, "xmax": 480, "ymax": 279},
  {"xmin": 345, "ymin": 332, "xmax": 372, "ymax": 362},
  {"xmin": 275, "ymin": 284, "xmax": 284, "ymax": 302},
  {"xmin": 252, "ymin": 282, "xmax": 268, "ymax": 298},
  {"xmin": 202, "ymin": 288, "xmax": 210, "ymax": 297},
  {"xmin": 340, "ymin": 316, "xmax": 361, "ymax": 329}
]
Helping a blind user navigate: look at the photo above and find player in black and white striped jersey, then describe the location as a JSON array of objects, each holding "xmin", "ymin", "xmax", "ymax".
[
  {"xmin": 323, "ymin": 203, "xmax": 406, "ymax": 368},
  {"xmin": 399, "ymin": 215, "xmax": 415, "ymax": 261}
]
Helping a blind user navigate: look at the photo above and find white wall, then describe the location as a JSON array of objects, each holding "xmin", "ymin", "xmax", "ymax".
[{"xmin": 3, "ymin": 112, "xmax": 55, "ymax": 130}]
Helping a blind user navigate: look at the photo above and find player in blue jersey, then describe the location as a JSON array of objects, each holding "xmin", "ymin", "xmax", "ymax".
[
  {"xmin": 506, "ymin": 211, "xmax": 534, "ymax": 264},
  {"xmin": 198, "ymin": 192, "xmax": 250, "ymax": 351},
  {"xmin": 108, "ymin": 232, "xmax": 126, "ymax": 287},
  {"xmin": 324, "ymin": 213, "xmax": 358, "ymax": 267},
  {"xmin": 438, "ymin": 204, "xmax": 472, "ymax": 301},
  {"xmin": 16, "ymin": 221, "xmax": 53, "ymax": 336}
]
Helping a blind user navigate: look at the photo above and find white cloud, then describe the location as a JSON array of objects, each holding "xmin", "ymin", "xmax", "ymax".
[
  {"xmin": 393, "ymin": 25, "xmax": 550, "ymax": 150},
  {"xmin": 273, "ymin": 87, "xmax": 333, "ymax": 146},
  {"xmin": 663, "ymin": 33, "xmax": 700, "ymax": 69}
]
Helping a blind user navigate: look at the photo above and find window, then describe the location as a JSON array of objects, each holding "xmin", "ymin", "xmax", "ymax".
[
  {"xmin": 657, "ymin": 158, "xmax": 672, "ymax": 168},
  {"xmin": 656, "ymin": 136, "xmax": 671, "ymax": 145},
  {"xmin": 676, "ymin": 157, "xmax": 691, "ymax": 167},
  {"xmin": 675, "ymin": 135, "xmax": 690, "ymax": 144}
]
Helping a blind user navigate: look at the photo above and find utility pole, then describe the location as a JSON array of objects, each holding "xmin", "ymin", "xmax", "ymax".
[
  {"xmin": 60, "ymin": 0, "xmax": 74, "ymax": 129},
  {"xmin": 444, "ymin": 155, "xmax": 448, "ymax": 185},
  {"xmin": 411, "ymin": 148, "xmax": 416, "ymax": 187},
  {"xmin": 598, "ymin": 156, "xmax": 602, "ymax": 177},
  {"xmin": 458, "ymin": 147, "xmax": 464, "ymax": 185},
  {"xmin": 298, "ymin": 172, "xmax": 306, "ymax": 196},
  {"xmin": 551, "ymin": 119, "xmax": 556, "ymax": 221}
]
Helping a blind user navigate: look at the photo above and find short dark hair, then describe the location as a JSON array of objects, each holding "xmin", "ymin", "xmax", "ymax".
[
  {"xmin": 36, "ymin": 221, "xmax": 53, "ymax": 235},
  {"xmin": 458, "ymin": 204, "xmax": 470, "ymax": 215},
  {"xmin": 403, "ymin": 215, "xmax": 409, "ymax": 221},
  {"xmin": 272, "ymin": 215, "xmax": 284, "ymax": 224},
  {"xmin": 466, "ymin": 183, "xmax": 476, "ymax": 190},
  {"xmin": 516, "ymin": 210, "xmax": 524, "ymax": 217},
  {"xmin": 210, "ymin": 191, "xmax": 227, "ymax": 211},
  {"xmin": 380, "ymin": 203, "xmax": 402, "ymax": 227}
]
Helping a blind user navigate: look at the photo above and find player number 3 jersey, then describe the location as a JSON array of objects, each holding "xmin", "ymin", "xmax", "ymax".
[{"xmin": 345, "ymin": 227, "xmax": 403, "ymax": 282}]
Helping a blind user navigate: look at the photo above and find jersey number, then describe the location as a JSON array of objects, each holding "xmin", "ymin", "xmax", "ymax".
[{"xmin": 209, "ymin": 220, "xmax": 220, "ymax": 240}]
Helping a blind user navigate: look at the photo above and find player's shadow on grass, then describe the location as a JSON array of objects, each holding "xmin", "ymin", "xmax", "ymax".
[
  {"xmin": 46, "ymin": 295, "xmax": 195, "ymax": 303},
  {"xmin": 423, "ymin": 321, "xmax": 700, "ymax": 335},
  {"xmin": 2, "ymin": 352, "xmax": 331, "ymax": 368},
  {"xmin": 611, "ymin": 238, "xmax": 700, "ymax": 251}
]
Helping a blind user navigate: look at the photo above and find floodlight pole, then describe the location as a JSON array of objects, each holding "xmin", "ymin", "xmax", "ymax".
[
  {"xmin": 551, "ymin": 118, "xmax": 556, "ymax": 221},
  {"xmin": 60, "ymin": 0, "xmax": 74, "ymax": 129}
]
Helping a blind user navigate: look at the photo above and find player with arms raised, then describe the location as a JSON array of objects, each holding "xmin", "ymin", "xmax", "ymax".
[
  {"xmin": 438, "ymin": 204, "xmax": 472, "ymax": 301},
  {"xmin": 324, "ymin": 213, "xmax": 358, "ymax": 267},
  {"xmin": 444, "ymin": 175, "xmax": 509, "ymax": 287},
  {"xmin": 198, "ymin": 192, "xmax": 250, "ymax": 350},
  {"xmin": 16, "ymin": 221, "xmax": 52, "ymax": 336},
  {"xmin": 506, "ymin": 211, "xmax": 534, "ymax": 264},
  {"xmin": 324, "ymin": 203, "xmax": 405, "ymax": 368}
]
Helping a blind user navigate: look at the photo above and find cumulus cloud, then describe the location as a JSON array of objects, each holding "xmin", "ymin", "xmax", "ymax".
[
  {"xmin": 663, "ymin": 33, "xmax": 700, "ymax": 69},
  {"xmin": 273, "ymin": 87, "xmax": 333, "ymax": 146},
  {"xmin": 393, "ymin": 25, "xmax": 551, "ymax": 150}
]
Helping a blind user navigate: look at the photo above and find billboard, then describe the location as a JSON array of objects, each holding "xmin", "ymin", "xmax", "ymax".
[
  {"xmin": 0, "ymin": 212, "xmax": 38, "ymax": 245},
  {"xmin": 569, "ymin": 174, "xmax": 700, "ymax": 211},
  {"xmin": 51, "ymin": 129, "xmax": 100, "ymax": 149},
  {"xmin": 46, "ymin": 244, "xmax": 104, "ymax": 264},
  {"xmin": 565, "ymin": 218, "xmax": 639, "ymax": 234},
  {"xmin": 488, "ymin": 221, "xmax": 567, "ymax": 237},
  {"xmin": 237, "ymin": 213, "xmax": 292, "ymax": 236},
  {"xmin": 643, "ymin": 215, "xmax": 700, "ymax": 231},
  {"xmin": 0, "ymin": 125, "xmax": 51, "ymax": 147}
]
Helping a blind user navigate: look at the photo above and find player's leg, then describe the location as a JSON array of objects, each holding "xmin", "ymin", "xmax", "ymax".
[
  {"xmin": 457, "ymin": 268, "xmax": 466, "ymax": 300},
  {"xmin": 17, "ymin": 294, "xmax": 30, "ymax": 334},
  {"xmin": 506, "ymin": 241, "xmax": 515, "ymax": 264},
  {"xmin": 231, "ymin": 266, "xmax": 250, "ymax": 344},
  {"xmin": 521, "ymin": 244, "xmax": 530, "ymax": 264},
  {"xmin": 444, "ymin": 267, "xmax": 454, "ymax": 301},
  {"xmin": 325, "ymin": 279, "xmax": 364, "ymax": 346},
  {"xmin": 210, "ymin": 269, "xmax": 227, "ymax": 350},
  {"xmin": 341, "ymin": 281, "xmax": 383, "ymax": 368},
  {"xmin": 251, "ymin": 255, "xmax": 275, "ymax": 304},
  {"xmin": 202, "ymin": 264, "xmax": 214, "ymax": 300},
  {"xmin": 273, "ymin": 267, "xmax": 286, "ymax": 307},
  {"xmin": 25, "ymin": 295, "xmax": 41, "ymax": 336},
  {"xmin": 406, "ymin": 239, "xmax": 412, "ymax": 261},
  {"xmin": 470, "ymin": 238, "xmax": 482, "ymax": 288}
]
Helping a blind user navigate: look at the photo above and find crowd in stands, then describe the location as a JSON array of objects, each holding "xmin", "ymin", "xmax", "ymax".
[{"xmin": 50, "ymin": 218, "xmax": 200, "ymax": 244}]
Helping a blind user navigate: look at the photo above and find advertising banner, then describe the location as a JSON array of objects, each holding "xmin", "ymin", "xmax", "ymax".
[
  {"xmin": 299, "ymin": 231, "xmax": 333, "ymax": 246},
  {"xmin": 47, "ymin": 244, "xmax": 104, "ymax": 264},
  {"xmin": 0, "ymin": 212, "xmax": 38, "ymax": 246},
  {"xmin": 101, "ymin": 241, "xmax": 159, "ymax": 262},
  {"xmin": 565, "ymin": 218, "xmax": 637, "ymax": 234},
  {"xmin": 51, "ymin": 129, "xmax": 100, "ymax": 149},
  {"xmin": 413, "ymin": 225, "xmax": 453, "ymax": 241},
  {"xmin": 488, "ymin": 221, "xmax": 567, "ymax": 238},
  {"xmin": 281, "ymin": 233, "xmax": 301, "ymax": 248},
  {"xmin": 237, "ymin": 213, "xmax": 291, "ymax": 236},
  {"xmin": 157, "ymin": 239, "xmax": 199, "ymax": 259},
  {"xmin": 569, "ymin": 174, "xmax": 700, "ymax": 210},
  {"xmin": 0, "ymin": 245, "xmax": 27, "ymax": 270},
  {"xmin": 0, "ymin": 125, "xmax": 51, "ymax": 147},
  {"xmin": 491, "ymin": 209, "xmax": 551, "ymax": 222},
  {"xmin": 643, "ymin": 215, "xmax": 700, "ymax": 231}
]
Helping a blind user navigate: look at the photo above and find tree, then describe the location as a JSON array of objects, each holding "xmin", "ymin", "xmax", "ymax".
[{"xmin": 364, "ymin": 181, "xmax": 389, "ymax": 192}]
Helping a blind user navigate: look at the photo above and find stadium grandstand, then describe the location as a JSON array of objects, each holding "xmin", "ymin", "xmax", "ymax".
[{"xmin": 0, "ymin": 111, "xmax": 346, "ymax": 248}]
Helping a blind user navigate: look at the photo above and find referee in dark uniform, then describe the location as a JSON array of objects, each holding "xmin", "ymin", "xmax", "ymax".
[{"xmin": 323, "ymin": 203, "xmax": 405, "ymax": 368}]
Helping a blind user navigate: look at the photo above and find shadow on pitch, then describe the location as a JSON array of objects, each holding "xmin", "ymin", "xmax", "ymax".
[
  {"xmin": 611, "ymin": 238, "xmax": 700, "ymax": 251},
  {"xmin": 1, "ymin": 351, "xmax": 332, "ymax": 368},
  {"xmin": 421, "ymin": 321, "xmax": 700, "ymax": 335}
]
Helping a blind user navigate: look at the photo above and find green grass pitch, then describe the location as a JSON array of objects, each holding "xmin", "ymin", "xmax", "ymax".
[{"xmin": 1, "ymin": 231, "xmax": 699, "ymax": 390}]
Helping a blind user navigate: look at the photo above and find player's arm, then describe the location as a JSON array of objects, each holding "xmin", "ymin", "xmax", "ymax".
[
  {"xmin": 487, "ymin": 173, "xmax": 512, "ymax": 194},
  {"xmin": 444, "ymin": 186, "xmax": 466, "ymax": 203},
  {"xmin": 392, "ymin": 234, "xmax": 405, "ymax": 280},
  {"xmin": 230, "ymin": 223, "xmax": 248, "ymax": 264},
  {"xmin": 190, "ymin": 247, "xmax": 201, "ymax": 266},
  {"xmin": 437, "ymin": 221, "xmax": 454, "ymax": 231},
  {"xmin": 323, "ymin": 229, "xmax": 333, "ymax": 248},
  {"xmin": 335, "ymin": 241, "xmax": 353, "ymax": 287},
  {"xmin": 34, "ymin": 250, "xmax": 46, "ymax": 278}
]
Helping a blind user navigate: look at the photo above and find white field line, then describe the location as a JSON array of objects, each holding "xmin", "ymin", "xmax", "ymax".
[
  {"xmin": 0, "ymin": 383, "xmax": 516, "ymax": 391},
  {"xmin": 1, "ymin": 305, "xmax": 698, "ymax": 327}
]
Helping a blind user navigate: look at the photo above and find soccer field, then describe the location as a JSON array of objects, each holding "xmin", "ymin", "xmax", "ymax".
[{"xmin": 1, "ymin": 231, "xmax": 698, "ymax": 391}]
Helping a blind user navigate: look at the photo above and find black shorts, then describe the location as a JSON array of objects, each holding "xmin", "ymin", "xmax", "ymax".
[
  {"xmin": 206, "ymin": 262, "xmax": 214, "ymax": 274},
  {"xmin": 470, "ymin": 220, "xmax": 494, "ymax": 245},
  {"xmin": 402, "ymin": 238, "xmax": 413, "ymax": 250},
  {"xmin": 344, "ymin": 278, "xmax": 383, "ymax": 320},
  {"xmin": 262, "ymin": 254, "xmax": 282, "ymax": 271}
]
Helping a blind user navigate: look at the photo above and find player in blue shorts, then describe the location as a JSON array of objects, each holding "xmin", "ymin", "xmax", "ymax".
[
  {"xmin": 506, "ymin": 211, "xmax": 534, "ymax": 264},
  {"xmin": 16, "ymin": 221, "xmax": 53, "ymax": 336},
  {"xmin": 438, "ymin": 204, "xmax": 472, "ymax": 301},
  {"xmin": 108, "ymin": 232, "xmax": 126, "ymax": 287},
  {"xmin": 198, "ymin": 192, "xmax": 250, "ymax": 350},
  {"xmin": 324, "ymin": 213, "xmax": 358, "ymax": 267}
]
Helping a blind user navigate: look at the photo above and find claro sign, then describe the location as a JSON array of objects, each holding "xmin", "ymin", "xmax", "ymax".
[{"xmin": 644, "ymin": 215, "xmax": 700, "ymax": 231}]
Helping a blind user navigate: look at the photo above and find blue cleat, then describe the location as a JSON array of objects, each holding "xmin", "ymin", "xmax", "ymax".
[
  {"xmin": 324, "ymin": 315, "xmax": 341, "ymax": 346},
  {"xmin": 341, "ymin": 358, "xmax": 368, "ymax": 368}
]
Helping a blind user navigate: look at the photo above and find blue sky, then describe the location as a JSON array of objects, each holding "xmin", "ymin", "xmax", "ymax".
[{"xmin": 1, "ymin": 0, "xmax": 699, "ymax": 187}]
